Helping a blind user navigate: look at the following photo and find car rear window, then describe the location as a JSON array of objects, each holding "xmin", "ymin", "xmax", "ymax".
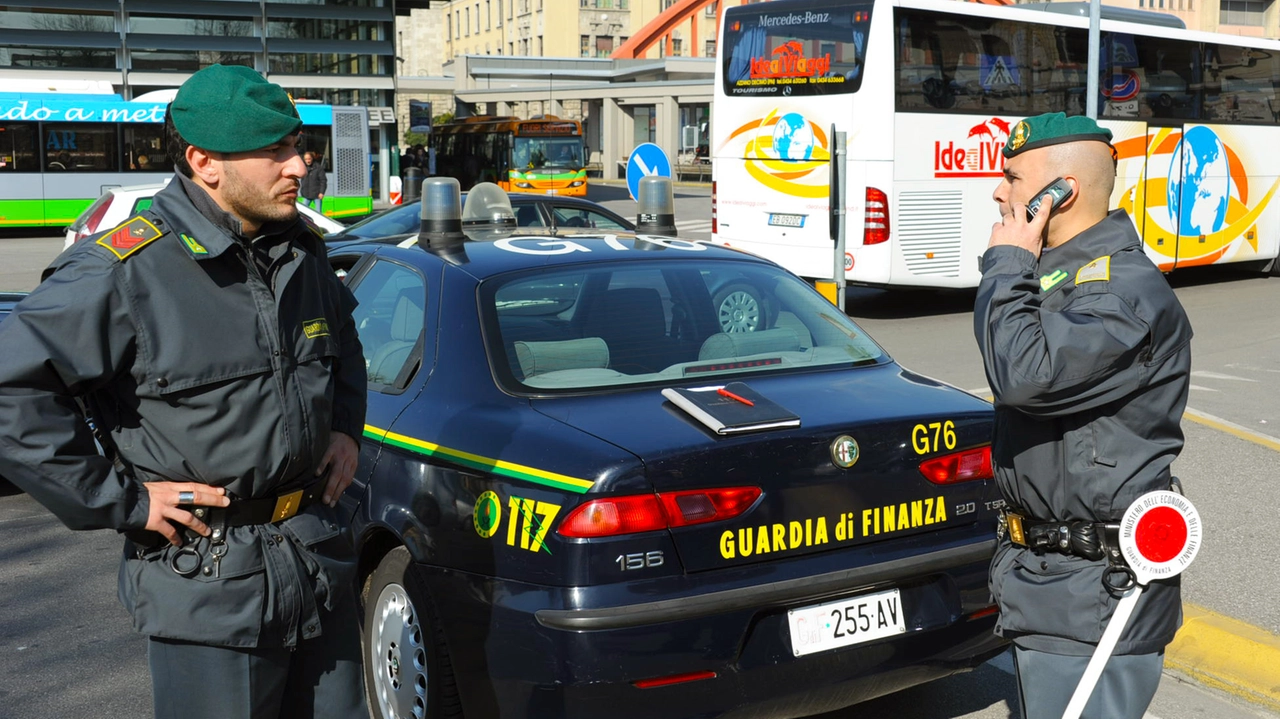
[{"xmin": 482, "ymin": 260, "xmax": 886, "ymax": 391}]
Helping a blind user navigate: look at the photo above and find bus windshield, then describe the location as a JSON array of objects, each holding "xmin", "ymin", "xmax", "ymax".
[
  {"xmin": 514, "ymin": 136, "xmax": 583, "ymax": 169},
  {"xmin": 722, "ymin": 0, "xmax": 874, "ymax": 98}
]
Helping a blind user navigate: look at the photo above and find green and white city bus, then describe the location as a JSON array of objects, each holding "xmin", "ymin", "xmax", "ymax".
[{"xmin": 0, "ymin": 92, "xmax": 371, "ymax": 228}]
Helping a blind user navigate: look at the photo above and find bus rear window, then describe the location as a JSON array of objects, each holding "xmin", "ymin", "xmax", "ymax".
[{"xmin": 721, "ymin": 0, "xmax": 873, "ymax": 97}]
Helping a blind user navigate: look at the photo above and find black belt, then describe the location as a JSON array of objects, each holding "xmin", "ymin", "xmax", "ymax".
[
  {"xmin": 213, "ymin": 485, "xmax": 323, "ymax": 527},
  {"xmin": 1000, "ymin": 510, "xmax": 1121, "ymax": 562}
]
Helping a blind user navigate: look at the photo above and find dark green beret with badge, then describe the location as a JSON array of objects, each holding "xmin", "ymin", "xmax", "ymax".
[
  {"xmin": 1003, "ymin": 112, "xmax": 1113, "ymax": 158},
  {"xmin": 170, "ymin": 64, "xmax": 302, "ymax": 153}
]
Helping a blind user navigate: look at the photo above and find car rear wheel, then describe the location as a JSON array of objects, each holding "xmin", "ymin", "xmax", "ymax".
[
  {"xmin": 713, "ymin": 283, "xmax": 763, "ymax": 333},
  {"xmin": 363, "ymin": 546, "xmax": 463, "ymax": 719}
]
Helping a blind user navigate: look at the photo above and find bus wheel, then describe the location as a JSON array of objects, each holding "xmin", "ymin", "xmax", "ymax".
[
  {"xmin": 363, "ymin": 547, "xmax": 464, "ymax": 719},
  {"xmin": 713, "ymin": 283, "xmax": 764, "ymax": 333}
]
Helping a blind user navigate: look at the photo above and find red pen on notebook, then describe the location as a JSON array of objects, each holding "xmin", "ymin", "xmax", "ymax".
[{"xmin": 717, "ymin": 387, "xmax": 754, "ymax": 406}]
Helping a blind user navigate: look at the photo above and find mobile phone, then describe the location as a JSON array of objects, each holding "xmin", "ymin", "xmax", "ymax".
[{"xmin": 1025, "ymin": 177, "xmax": 1074, "ymax": 222}]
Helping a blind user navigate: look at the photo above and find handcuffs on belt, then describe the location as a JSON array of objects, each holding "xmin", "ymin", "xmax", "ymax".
[
  {"xmin": 168, "ymin": 507, "xmax": 228, "ymax": 578},
  {"xmin": 999, "ymin": 509, "xmax": 1137, "ymax": 593}
]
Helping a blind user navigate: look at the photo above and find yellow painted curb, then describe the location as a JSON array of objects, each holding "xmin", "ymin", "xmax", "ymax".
[{"xmin": 1165, "ymin": 603, "xmax": 1280, "ymax": 712}]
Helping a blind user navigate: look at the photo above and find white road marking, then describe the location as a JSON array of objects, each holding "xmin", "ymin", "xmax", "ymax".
[
  {"xmin": 1189, "ymin": 384, "xmax": 1219, "ymax": 392},
  {"xmin": 1190, "ymin": 370, "xmax": 1258, "ymax": 382}
]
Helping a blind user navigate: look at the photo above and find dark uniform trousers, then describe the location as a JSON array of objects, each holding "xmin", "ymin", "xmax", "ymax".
[
  {"xmin": 1014, "ymin": 647, "xmax": 1163, "ymax": 719},
  {"xmin": 975, "ymin": 210, "xmax": 1194, "ymax": 719},
  {"xmin": 148, "ymin": 581, "xmax": 365, "ymax": 719}
]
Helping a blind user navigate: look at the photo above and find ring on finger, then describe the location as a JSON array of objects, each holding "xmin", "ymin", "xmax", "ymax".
[{"xmin": 177, "ymin": 490, "xmax": 196, "ymax": 506}]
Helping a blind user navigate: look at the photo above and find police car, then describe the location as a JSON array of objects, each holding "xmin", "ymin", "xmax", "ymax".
[{"xmin": 333, "ymin": 180, "xmax": 1006, "ymax": 719}]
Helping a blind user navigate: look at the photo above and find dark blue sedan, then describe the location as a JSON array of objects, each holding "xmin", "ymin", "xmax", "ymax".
[{"xmin": 330, "ymin": 232, "xmax": 1005, "ymax": 719}]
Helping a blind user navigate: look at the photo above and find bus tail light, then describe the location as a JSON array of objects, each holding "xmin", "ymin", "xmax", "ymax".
[
  {"xmin": 557, "ymin": 486, "xmax": 761, "ymax": 538},
  {"xmin": 711, "ymin": 181, "xmax": 718, "ymax": 234},
  {"xmin": 919, "ymin": 446, "xmax": 993, "ymax": 485},
  {"xmin": 864, "ymin": 187, "xmax": 889, "ymax": 245}
]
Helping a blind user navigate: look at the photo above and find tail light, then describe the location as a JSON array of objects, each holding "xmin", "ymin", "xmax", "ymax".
[
  {"xmin": 863, "ymin": 187, "xmax": 889, "ymax": 245},
  {"xmin": 558, "ymin": 486, "xmax": 762, "ymax": 539},
  {"xmin": 919, "ymin": 446, "xmax": 992, "ymax": 485},
  {"xmin": 74, "ymin": 198, "xmax": 113, "ymax": 243},
  {"xmin": 711, "ymin": 180, "xmax": 718, "ymax": 235}
]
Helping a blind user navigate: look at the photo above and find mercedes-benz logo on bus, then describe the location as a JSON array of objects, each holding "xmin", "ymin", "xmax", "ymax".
[{"xmin": 831, "ymin": 435, "xmax": 860, "ymax": 468}]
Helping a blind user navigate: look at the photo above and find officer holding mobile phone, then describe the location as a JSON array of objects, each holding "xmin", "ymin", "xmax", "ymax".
[{"xmin": 973, "ymin": 113, "xmax": 1194, "ymax": 719}]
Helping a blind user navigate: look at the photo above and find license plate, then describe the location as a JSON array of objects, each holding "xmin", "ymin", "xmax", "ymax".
[
  {"xmin": 787, "ymin": 588, "xmax": 905, "ymax": 657},
  {"xmin": 545, "ymin": 189, "xmax": 559, "ymax": 195},
  {"xmin": 768, "ymin": 213, "xmax": 806, "ymax": 228}
]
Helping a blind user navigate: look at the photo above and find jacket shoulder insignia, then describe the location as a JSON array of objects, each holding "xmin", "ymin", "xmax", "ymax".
[
  {"xmin": 1076, "ymin": 256, "xmax": 1111, "ymax": 285},
  {"xmin": 1040, "ymin": 269, "xmax": 1069, "ymax": 292},
  {"xmin": 96, "ymin": 216, "xmax": 164, "ymax": 261}
]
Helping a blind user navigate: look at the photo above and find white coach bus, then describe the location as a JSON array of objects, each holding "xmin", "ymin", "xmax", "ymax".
[{"xmin": 711, "ymin": 0, "xmax": 1280, "ymax": 287}]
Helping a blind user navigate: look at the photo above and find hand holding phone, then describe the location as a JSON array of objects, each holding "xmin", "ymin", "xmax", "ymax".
[{"xmin": 1025, "ymin": 177, "xmax": 1074, "ymax": 222}]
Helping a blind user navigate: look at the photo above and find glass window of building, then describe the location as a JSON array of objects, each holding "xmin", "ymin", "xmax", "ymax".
[
  {"xmin": 43, "ymin": 123, "xmax": 118, "ymax": 172},
  {"xmin": 0, "ymin": 124, "xmax": 39, "ymax": 173},
  {"xmin": 128, "ymin": 15, "xmax": 254, "ymax": 36},
  {"xmin": 0, "ymin": 45, "xmax": 115, "ymax": 70},
  {"xmin": 265, "ymin": 19, "xmax": 383, "ymax": 40},
  {"xmin": 269, "ymin": 53, "xmax": 387, "ymax": 75},
  {"xmin": 1221, "ymin": 0, "xmax": 1266, "ymax": 24},
  {"xmin": 0, "ymin": 7, "xmax": 113, "ymax": 32},
  {"xmin": 130, "ymin": 49, "xmax": 254, "ymax": 72}
]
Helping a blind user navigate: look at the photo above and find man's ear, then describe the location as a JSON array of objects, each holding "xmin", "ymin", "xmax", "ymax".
[
  {"xmin": 1059, "ymin": 176, "xmax": 1081, "ymax": 210},
  {"xmin": 186, "ymin": 145, "xmax": 220, "ymax": 186}
]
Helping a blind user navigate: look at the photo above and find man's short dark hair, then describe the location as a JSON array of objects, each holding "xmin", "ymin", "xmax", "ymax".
[{"xmin": 164, "ymin": 106, "xmax": 194, "ymax": 179}]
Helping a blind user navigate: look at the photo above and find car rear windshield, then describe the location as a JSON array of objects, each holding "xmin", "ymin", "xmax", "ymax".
[{"xmin": 482, "ymin": 259, "xmax": 886, "ymax": 392}]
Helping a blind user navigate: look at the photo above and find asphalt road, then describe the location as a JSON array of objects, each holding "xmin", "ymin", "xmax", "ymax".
[{"xmin": 2, "ymin": 211, "xmax": 1278, "ymax": 718}]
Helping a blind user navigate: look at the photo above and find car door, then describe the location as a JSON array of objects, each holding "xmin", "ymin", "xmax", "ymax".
[{"xmin": 331, "ymin": 247, "xmax": 439, "ymax": 517}]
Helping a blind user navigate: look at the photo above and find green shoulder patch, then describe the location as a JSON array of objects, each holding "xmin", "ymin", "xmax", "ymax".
[
  {"xmin": 1076, "ymin": 256, "xmax": 1111, "ymax": 284},
  {"xmin": 1040, "ymin": 269, "xmax": 1069, "ymax": 292},
  {"xmin": 180, "ymin": 233, "xmax": 209, "ymax": 256},
  {"xmin": 96, "ymin": 216, "xmax": 163, "ymax": 261}
]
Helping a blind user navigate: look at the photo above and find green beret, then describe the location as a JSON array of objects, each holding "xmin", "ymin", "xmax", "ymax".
[
  {"xmin": 1003, "ymin": 112, "xmax": 1113, "ymax": 158},
  {"xmin": 170, "ymin": 64, "xmax": 302, "ymax": 153}
]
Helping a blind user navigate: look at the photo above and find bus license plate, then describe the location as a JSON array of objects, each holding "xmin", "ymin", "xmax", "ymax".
[
  {"xmin": 545, "ymin": 189, "xmax": 559, "ymax": 195},
  {"xmin": 787, "ymin": 588, "xmax": 904, "ymax": 657},
  {"xmin": 769, "ymin": 213, "xmax": 806, "ymax": 228}
]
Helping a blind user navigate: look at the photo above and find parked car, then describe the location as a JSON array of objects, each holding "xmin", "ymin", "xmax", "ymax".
[
  {"xmin": 328, "ymin": 223, "xmax": 1005, "ymax": 719},
  {"xmin": 64, "ymin": 180, "xmax": 346, "ymax": 249},
  {"xmin": 325, "ymin": 193, "xmax": 634, "ymax": 243}
]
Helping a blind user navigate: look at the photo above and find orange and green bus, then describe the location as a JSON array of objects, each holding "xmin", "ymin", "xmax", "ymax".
[{"xmin": 430, "ymin": 115, "xmax": 587, "ymax": 197}]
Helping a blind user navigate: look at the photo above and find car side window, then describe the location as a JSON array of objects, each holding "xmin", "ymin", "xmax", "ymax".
[
  {"xmin": 347, "ymin": 259, "xmax": 427, "ymax": 391},
  {"xmin": 552, "ymin": 205, "xmax": 628, "ymax": 230}
]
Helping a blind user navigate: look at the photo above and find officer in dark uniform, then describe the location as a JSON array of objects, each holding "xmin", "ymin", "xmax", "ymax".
[
  {"xmin": 974, "ymin": 113, "xmax": 1193, "ymax": 719},
  {"xmin": 0, "ymin": 65, "xmax": 368, "ymax": 719}
]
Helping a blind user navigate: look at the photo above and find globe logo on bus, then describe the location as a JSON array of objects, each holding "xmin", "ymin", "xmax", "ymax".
[
  {"xmin": 1167, "ymin": 126, "xmax": 1230, "ymax": 236},
  {"xmin": 772, "ymin": 112, "xmax": 816, "ymax": 160}
]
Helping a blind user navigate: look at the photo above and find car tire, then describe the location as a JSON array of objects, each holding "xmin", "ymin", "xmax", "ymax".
[
  {"xmin": 712, "ymin": 283, "xmax": 764, "ymax": 333},
  {"xmin": 363, "ymin": 546, "xmax": 464, "ymax": 719}
]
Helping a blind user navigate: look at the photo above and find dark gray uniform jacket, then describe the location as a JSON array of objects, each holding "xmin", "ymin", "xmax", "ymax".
[
  {"xmin": 0, "ymin": 177, "xmax": 366, "ymax": 648},
  {"xmin": 974, "ymin": 209, "xmax": 1193, "ymax": 656}
]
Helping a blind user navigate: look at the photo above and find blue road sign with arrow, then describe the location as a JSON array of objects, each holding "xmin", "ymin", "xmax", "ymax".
[{"xmin": 627, "ymin": 143, "xmax": 672, "ymax": 201}]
